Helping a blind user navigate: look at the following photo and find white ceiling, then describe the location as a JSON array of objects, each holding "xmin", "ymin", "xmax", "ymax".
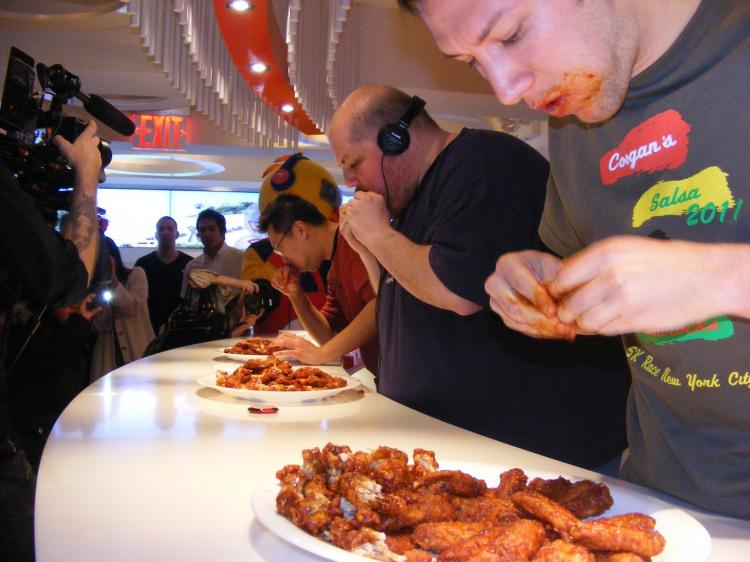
[{"xmin": 0, "ymin": 0, "xmax": 547, "ymax": 192}]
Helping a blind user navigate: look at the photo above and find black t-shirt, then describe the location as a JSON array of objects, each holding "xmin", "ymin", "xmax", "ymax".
[
  {"xmin": 377, "ymin": 129, "xmax": 631, "ymax": 468},
  {"xmin": 135, "ymin": 251, "xmax": 193, "ymax": 332}
]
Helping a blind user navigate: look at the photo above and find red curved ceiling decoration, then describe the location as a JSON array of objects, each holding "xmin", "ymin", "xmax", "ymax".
[{"xmin": 213, "ymin": 0, "xmax": 321, "ymax": 136}]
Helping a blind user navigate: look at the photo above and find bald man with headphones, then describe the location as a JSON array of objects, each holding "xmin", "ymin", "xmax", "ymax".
[{"xmin": 327, "ymin": 84, "xmax": 631, "ymax": 470}]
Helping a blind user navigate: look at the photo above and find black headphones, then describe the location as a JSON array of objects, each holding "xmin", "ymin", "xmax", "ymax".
[
  {"xmin": 377, "ymin": 96, "xmax": 426, "ymax": 156},
  {"xmin": 270, "ymin": 152, "xmax": 307, "ymax": 191}
]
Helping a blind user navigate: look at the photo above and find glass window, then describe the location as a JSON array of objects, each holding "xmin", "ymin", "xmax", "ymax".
[
  {"xmin": 97, "ymin": 188, "xmax": 262, "ymax": 250},
  {"xmin": 97, "ymin": 188, "xmax": 350, "ymax": 252}
]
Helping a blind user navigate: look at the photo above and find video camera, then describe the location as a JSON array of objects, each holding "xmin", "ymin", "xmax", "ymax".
[
  {"xmin": 0, "ymin": 46, "xmax": 135, "ymax": 215},
  {"xmin": 244, "ymin": 279, "xmax": 280, "ymax": 316}
]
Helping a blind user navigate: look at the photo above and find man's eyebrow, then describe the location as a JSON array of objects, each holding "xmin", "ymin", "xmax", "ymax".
[
  {"xmin": 475, "ymin": 8, "xmax": 507, "ymax": 46},
  {"xmin": 439, "ymin": 7, "xmax": 507, "ymax": 59}
]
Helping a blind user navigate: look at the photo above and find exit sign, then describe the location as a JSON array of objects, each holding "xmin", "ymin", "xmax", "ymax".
[{"xmin": 129, "ymin": 114, "xmax": 188, "ymax": 150}]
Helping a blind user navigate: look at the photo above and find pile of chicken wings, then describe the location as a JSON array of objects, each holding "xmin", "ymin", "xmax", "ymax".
[{"xmin": 275, "ymin": 443, "xmax": 665, "ymax": 561}]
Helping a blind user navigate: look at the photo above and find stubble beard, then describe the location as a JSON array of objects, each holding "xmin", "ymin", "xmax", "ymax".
[{"xmin": 576, "ymin": 47, "xmax": 634, "ymax": 124}]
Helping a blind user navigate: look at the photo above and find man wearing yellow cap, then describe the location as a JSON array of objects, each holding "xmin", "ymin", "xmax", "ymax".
[
  {"xmin": 240, "ymin": 153, "xmax": 342, "ymax": 335},
  {"xmin": 258, "ymin": 191, "xmax": 379, "ymax": 376}
]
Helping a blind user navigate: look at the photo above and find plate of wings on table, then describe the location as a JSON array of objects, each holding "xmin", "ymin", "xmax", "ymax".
[
  {"xmin": 252, "ymin": 443, "xmax": 711, "ymax": 562},
  {"xmin": 218, "ymin": 337, "xmax": 283, "ymax": 361},
  {"xmin": 197, "ymin": 355, "xmax": 360, "ymax": 404}
]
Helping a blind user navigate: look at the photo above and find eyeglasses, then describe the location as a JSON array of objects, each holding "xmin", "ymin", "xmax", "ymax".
[{"xmin": 271, "ymin": 226, "xmax": 291, "ymax": 257}]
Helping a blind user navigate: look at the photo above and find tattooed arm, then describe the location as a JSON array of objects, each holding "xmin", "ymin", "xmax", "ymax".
[
  {"xmin": 53, "ymin": 120, "xmax": 102, "ymax": 280},
  {"xmin": 0, "ymin": 121, "xmax": 102, "ymax": 306}
]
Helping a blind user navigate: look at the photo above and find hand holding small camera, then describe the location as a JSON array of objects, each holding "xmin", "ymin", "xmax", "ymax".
[{"xmin": 77, "ymin": 293, "xmax": 103, "ymax": 321}]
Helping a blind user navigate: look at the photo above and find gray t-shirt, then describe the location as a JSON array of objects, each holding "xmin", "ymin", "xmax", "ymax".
[{"xmin": 540, "ymin": 0, "xmax": 750, "ymax": 518}]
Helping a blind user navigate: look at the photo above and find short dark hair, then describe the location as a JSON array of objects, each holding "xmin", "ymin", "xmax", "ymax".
[
  {"xmin": 196, "ymin": 208, "xmax": 226, "ymax": 234},
  {"xmin": 258, "ymin": 194, "xmax": 327, "ymax": 234},
  {"xmin": 156, "ymin": 215, "xmax": 177, "ymax": 228}
]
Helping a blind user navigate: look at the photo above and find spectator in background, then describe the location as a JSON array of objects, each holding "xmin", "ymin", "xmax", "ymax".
[
  {"xmin": 98, "ymin": 208, "xmax": 118, "ymax": 263},
  {"xmin": 90, "ymin": 244, "xmax": 154, "ymax": 381},
  {"xmin": 241, "ymin": 153, "xmax": 341, "ymax": 334},
  {"xmin": 186, "ymin": 267, "xmax": 259, "ymax": 337},
  {"xmin": 98, "ymin": 210, "xmax": 109, "ymax": 235},
  {"xmin": 183, "ymin": 208, "xmax": 244, "ymax": 301},
  {"xmin": 135, "ymin": 216, "xmax": 193, "ymax": 332}
]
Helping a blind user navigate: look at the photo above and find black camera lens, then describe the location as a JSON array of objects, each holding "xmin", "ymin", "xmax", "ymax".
[{"xmin": 244, "ymin": 293, "xmax": 262, "ymax": 315}]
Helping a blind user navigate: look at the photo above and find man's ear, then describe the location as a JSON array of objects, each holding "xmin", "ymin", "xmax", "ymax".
[{"xmin": 293, "ymin": 220, "xmax": 310, "ymax": 239}]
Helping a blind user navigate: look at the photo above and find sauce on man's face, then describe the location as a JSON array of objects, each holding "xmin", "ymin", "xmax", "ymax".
[{"xmin": 533, "ymin": 70, "xmax": 604, "ymax": 118}]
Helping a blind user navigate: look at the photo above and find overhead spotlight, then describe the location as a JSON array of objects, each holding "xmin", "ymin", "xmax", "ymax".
[
  {"xmin": 250, "ymin": 62, "xmax": 268, "ymax": 73},
  {"xmin": 281, "ymin": 104, "xmax": 294, "ymax": 113},
  {"xmin": 227, "ymin": 0, "xmax": 253, "ymax": 12}
]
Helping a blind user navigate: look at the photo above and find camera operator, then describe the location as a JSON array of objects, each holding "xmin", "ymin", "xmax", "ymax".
[{"xmin": 0, "ymin": 119, "xmax": 102, "ymax": 562}]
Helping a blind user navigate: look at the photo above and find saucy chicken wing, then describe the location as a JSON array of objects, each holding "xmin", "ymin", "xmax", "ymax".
[
  {"xmin": 412, "ymin": 521, "xmax": 489, "ymax": 553},
  {"xmin": 532, "ymin": 539, "xmax": 595, "ymax": 562},
  {"xmin": 437, "ymin": 519, "xmax": 546, "ymax": 562},
  {"xmin": 529, "ymin": 477, "xmax": 613, "ymax": 519}
]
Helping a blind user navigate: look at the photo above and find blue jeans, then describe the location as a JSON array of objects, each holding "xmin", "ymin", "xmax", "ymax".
[{"xmin": 592, "ymin": 451, "xmax": 624, "ymax": 477}]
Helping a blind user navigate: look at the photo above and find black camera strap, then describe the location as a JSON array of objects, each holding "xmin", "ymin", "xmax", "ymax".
[
  {"xmin": 5, "ymin": 304, "xmax": 47, "ymax": 377},
  {"xmin": 2, "ymin": 280, "xmax": 47, "ymax": 378}
]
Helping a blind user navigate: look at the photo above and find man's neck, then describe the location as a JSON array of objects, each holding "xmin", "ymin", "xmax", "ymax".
[
  {"xmin": 416, "ymin": 128, "xmax": 457, "ymax": 186},
  {"xmin": 157, "ymin": 246, "xmax": 179, "ymax": 263},
  {"xmin": 323, "ymin": 221, "xmax": 339, "ymax": 260},
  {"xmin": 204, "ymin": 243, "xmax": 222, "ymax": 259},
  {"xmin": 630, "ymin": 0, "xmax": 701, "ymax": 76}
]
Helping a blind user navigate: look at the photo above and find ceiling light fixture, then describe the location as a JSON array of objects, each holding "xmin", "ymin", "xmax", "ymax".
[
  {"xmin": 250, "ymin": 62, "xmax": 268, "ymax": 73},
  {"xmin": 226, "ymin": 0, "xmax": 254, "ymax": 12},
  {"xmin": 281, "ymin": 104, "xmax": 294, "ymax": 113}
]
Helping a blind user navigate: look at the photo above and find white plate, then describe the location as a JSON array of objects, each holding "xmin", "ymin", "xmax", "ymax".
[
  {"xmin": 215, "ymin": 348, "xmax": 269, "ymax": 362},
  {"xmin": 216, "ymin": 348, "xmax": 341, "ymax": 366},
  {"xmin": 196, "ymin": 371, "xmax": 361, "ymax": 404},
  {"xmin": 251, "ymin": 462, "xmax": 711, "ymax": 562}
]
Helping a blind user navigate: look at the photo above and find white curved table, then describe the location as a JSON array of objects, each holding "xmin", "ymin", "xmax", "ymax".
[{"xmin": 35, "ymin": 339, "xmax": 750, "ymax": 561}]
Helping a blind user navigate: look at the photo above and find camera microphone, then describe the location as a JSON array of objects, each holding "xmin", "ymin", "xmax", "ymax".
[
  {"xmin": 76, "ymin": 92, "xmax": 135, "ymax": 137},
  {"xmin": 37, "ymin": 62, "xmax": 136, "ymax": 137}
]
